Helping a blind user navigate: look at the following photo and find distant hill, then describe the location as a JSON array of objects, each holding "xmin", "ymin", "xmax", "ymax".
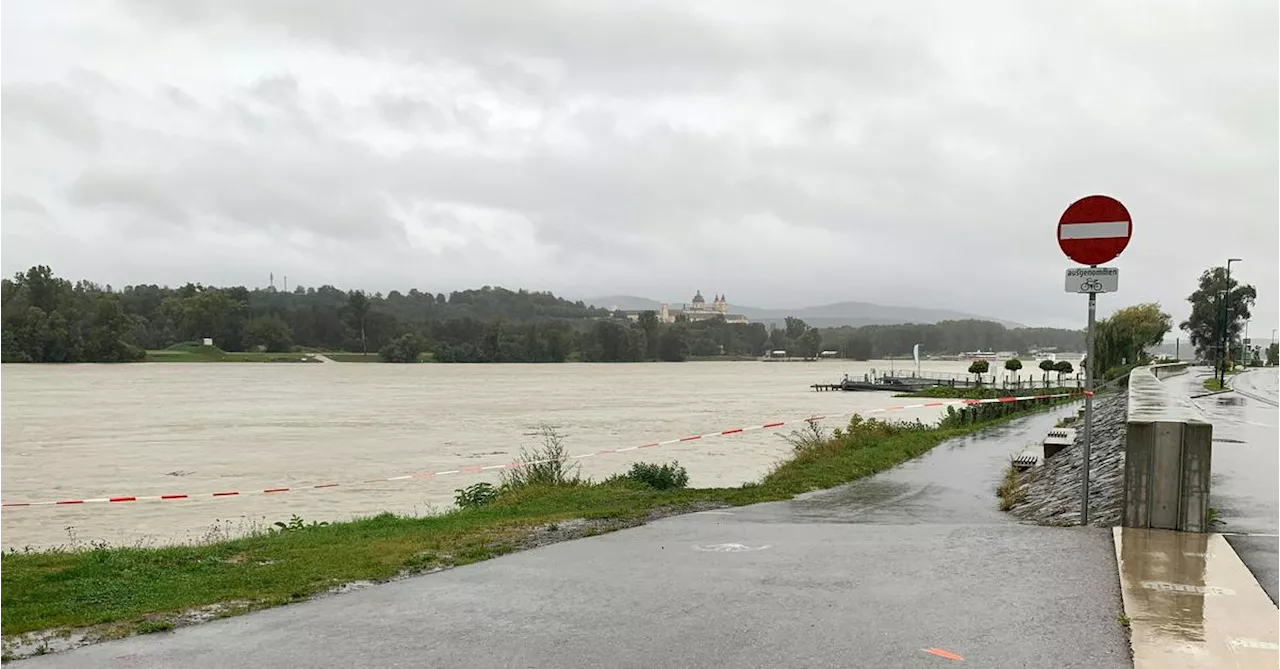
[{"xmin": 583, "ymin": 295, "xmax": 1024, "ymax": 329}]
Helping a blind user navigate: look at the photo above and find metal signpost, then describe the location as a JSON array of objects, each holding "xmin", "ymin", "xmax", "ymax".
[{"xmin": 1057, "ymin": 195, "xmax": 1132, "ymax": 525}]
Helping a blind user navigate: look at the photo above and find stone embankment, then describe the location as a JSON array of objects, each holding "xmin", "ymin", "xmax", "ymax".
[{"xmin": 1005, "ymin": 389, "xmax": 1129, "ymax": 526}]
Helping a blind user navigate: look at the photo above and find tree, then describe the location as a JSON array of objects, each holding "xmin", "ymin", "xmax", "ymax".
[
  {"xmin": 783, "ymin": 316, "xmax": 809, "ymax": 341},
  {"xmin": 1180, "ymin": 267, "xmax": 1256, "ymax": 363},
  {"xmin": 1053, "ymin": 360, "xmax": 1074, "ymax": 382},
  {"xmin": 347, "ymin": 290, "xmax": 371, "ymax": 355},
  {"xmin": 968, "ymin": 359, "xmax": 989, "ymax": 384},
  {"xmin": 243, "ymin": 315, "xmax": 294, "ymax": 352},
  {"xmin": 637, "ymin": 310, "xmax": 660, "ymax": 359},
  {"xmin": 843, "ymin": 334, "xmax": 873, "ymax": 360},
  {"xmin": 798, "ymin": 328, "xmax": 824, "ymax": 358},
  {"xmin": 1268, "ymin": 343, "xmax": 1278, "ymax": 366},
  {"xmin": 378, "ymin": 333, "xmax": 424, "ymax": 362},
  {"xmin": 1094, "ymin": 303, "xmax": 1173, "ymax": 377},
  {"xmin": 658, "ymin": 326, "xmax": 690, "ymax": 362},
  {"xmin": 1039, "ymin": 359, "xmax": 1056, "ymax": 383},
  {"xmin": 1004, "ymin": 358, "xmax": 1023, "ymax": 381}
]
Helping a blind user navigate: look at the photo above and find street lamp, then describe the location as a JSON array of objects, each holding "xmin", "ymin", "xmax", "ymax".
[{"xmin": 1220, "ymin": 258, "xmax": 1242, "ymax": 385}]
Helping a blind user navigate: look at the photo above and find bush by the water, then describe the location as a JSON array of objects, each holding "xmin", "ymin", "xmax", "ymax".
[
  {"xmin": 500, "ymin": 426, "xmax": 580, "ymax": 489},
  {"xmin": 454, "ymin": 482, "xmax": 499, "ymax": 509},
  {"xmin": 378, "ymin": 334, "xmax": 426, "ymax": 362},
  {"xmin": 616, "ymin": 461, "xmax": 690, "ymax": 490},
  {"xmin": 784, "ymin": 415, "xmax": 930, "ymax": 461}
]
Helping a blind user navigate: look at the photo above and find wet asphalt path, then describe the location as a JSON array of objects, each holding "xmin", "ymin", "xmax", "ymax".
[
  {"xmin": 1181, "ymin": 367, "xmax": 1279, "ymax": 604},
  {"xmin": 20, "ymin": 405, "xmax": 1132, "ymax": 669}
]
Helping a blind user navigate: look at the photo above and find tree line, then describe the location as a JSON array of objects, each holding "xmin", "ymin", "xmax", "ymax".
[{"xmin": 5, "ymin": 265, "xmax": 1095, "ymax": 364}]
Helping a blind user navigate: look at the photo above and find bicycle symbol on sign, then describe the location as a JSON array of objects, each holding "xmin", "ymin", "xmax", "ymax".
[{"xmin": 1079, "ymin": 277, "xmax": 1105, "ymax": 293}]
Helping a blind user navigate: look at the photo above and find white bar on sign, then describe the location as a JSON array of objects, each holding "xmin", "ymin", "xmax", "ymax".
[{"xmin": 1058, "ymin": 221, "xmax": 1130, "ymax": 240}]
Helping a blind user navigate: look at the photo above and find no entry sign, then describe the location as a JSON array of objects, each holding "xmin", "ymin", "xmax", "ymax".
[{"xmin": 1057, "ymin": 195, "xmax": 1132, "ymax": 266}]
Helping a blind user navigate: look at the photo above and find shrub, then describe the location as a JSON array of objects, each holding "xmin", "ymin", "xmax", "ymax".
[
  {"xmin": 454, "ymin": 482, "xmax": 499, "ymax": 509},
  {"xmin": 378, "ymin": 334, "xmax": 425, "ymax": 363},
  {"xmin": 783, "ymin": 420, "xmax": 829, "ymax": 453},
  {"xmin": 621, "ymin": 461, "xmax": 690, "ymax": 490},
  {"xmin": 500, "ymin": 426, "xmax": 580, "ymax": 490}
]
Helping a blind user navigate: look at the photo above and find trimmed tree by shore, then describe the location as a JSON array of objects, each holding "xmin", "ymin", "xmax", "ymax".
[
  {"xmin": 1004, "ymin": 358, "xmax": 1023, "ymax": 383},
  {"xmin": 968, "ymin": 359, "xmax": 990, "ymax": 385},
  {"xmin": 1039, "ymin": 359, "xmax": 1056, "ymax": 385}
]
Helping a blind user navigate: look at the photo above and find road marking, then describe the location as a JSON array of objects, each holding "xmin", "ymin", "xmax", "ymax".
[
  {"xmin": 692, "ymin": 543, "xmax": 770, "ymax": 552},
  {"xmin": 1229, "ymin": 638, "xmax": 1280, "ymax": 651},
  {"xmin": 922, "ymin": 647, "xmax": 965, "ymax": 661},
  {"xmin": 1139, "ymin": 581, "xmax": 1236, "ymax": 596}
]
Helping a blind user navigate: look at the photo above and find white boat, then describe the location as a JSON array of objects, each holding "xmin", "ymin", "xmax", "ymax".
[{"xmin": 960, "ymin": 350, "xmax": 1000, "ymax": 361}]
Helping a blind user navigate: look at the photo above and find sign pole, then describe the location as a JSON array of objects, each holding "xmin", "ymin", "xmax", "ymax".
[
  {"xmin": 1055, "ymin": 193, "xmax": 1132, "ymax": 528},
  {"xmin": 1080, "ymin": 281, "xmax": 1096, "ymax": 525}
]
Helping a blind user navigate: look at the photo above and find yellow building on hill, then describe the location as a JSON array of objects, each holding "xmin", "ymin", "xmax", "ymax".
[{"xmin": 660, "ymin": 291, "xmax": 748, "ymax": 324}]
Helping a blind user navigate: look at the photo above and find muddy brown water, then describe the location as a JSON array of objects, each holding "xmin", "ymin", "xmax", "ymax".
[{"xmin": 1, "ymin": 360, "xmax": 1052, "ymax": 549}]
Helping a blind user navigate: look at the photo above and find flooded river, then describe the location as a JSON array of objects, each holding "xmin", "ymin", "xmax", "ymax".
[{"xmin": 1, "ymin": 360, "xmax": 1050, "ymax": 549}]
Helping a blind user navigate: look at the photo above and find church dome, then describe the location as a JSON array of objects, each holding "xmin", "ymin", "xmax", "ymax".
[{"xmin": 692, "ymin": 290, "xmax": 705, "ymax": 304}]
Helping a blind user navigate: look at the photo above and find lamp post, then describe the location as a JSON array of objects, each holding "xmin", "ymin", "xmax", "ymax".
[
  {"xmin": 1220, "ymin": 258, "xmax": 1242, "ymax": 385},
  {"xmin": 1242, "ymin": 320, "xmax": 1250, "ymax": 366}
]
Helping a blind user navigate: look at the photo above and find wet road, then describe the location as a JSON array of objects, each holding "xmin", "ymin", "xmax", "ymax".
[
  {"xmin": 21, "ymin": 405, "xmax": 1134, "ymax": 668},
  {"xmin": 1179, "ymin": 367, "xmax": 1279, "ymax": 604}
]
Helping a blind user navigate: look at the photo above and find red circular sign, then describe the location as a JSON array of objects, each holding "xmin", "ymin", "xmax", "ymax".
[{"xmin": 1057, "ymin": 195, "xmax": 1132, "ymax": 266}]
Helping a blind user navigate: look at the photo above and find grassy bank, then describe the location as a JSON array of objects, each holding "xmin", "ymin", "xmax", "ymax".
[
  {"xmin": 898, "ymin": 385, "xmax": 1078, "ymax": 399},
  {"xmin": 144, "ymin": 343, "xmax": 319, "ymax": 363},
  {"xmin": 0, "ymin": 396, "xmax": 1071, "ymax": 647},
  {"xmin": 1202, "ymin": 377, "xmax": 1226, "ymax": 392},
  {"xmin": 323, "ymin": 351, "xmax": 434, "ymax": 363},
  {"xmin": 143, "ymin": 345, "xmax": 434, "ymax": 364}
]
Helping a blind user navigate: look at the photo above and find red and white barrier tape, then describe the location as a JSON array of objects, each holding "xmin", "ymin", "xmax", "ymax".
[{"xmin": 0, "ymin": 392, "xmax": 1082, "ymax": 509}]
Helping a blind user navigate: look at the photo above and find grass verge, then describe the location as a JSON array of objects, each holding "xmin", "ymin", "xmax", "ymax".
[
  {"xmin": 1201, "ymin": 377, "xmax": 1226, "ymax": 392},
  {"xmin": 0, "ymin": 395, "xmax": 1073, "ymax": 648}
]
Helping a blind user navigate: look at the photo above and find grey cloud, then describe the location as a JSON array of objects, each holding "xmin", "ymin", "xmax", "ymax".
[
  {"xmin": 1, "ymin": 82, "xmax": 102, "ymax": 148},
  {"xmin": 126, "ymin": 0, "xmax": 945, "ymax": 96},
  {"xmin": 1, "ymin": 192, "xmax": 49, "ymax": 216},
  {"xmin": 1, "ymin": 0, "xmax": 1275, "ymax": 329},
  {"xmin": 68, "ymin": 170, "xmax": 190, "ymax": 223},
  {"xmin": 164, "ymin": 85, "xmax": 200, "ymax": 110}
]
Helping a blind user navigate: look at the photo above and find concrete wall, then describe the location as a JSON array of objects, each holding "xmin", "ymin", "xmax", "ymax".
[
  {"xmin": 1122, "ymin": 365, "xmax": 1212, "ymax": 532},
  {"xmin": 1149, "ymin": 361, "xmax": 1190, "ymax": 380}
]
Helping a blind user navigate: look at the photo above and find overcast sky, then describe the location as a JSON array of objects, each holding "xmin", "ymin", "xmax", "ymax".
[{"xmin": 2, "ymin": 1, "xmax": 1276, "ymax": 330}]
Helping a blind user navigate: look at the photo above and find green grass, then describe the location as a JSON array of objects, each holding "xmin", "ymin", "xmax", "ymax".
[
  {"xmin": 1202, "ymin": 377, "xmax": 1226, "ymax": 392},
  {"xmin": 995, "ymin": 463, "xmax": 1027, "ymax": 511},
  {"xmin": 0, "ymin": 397, "xmax": 1068, "ymax": 641},
  {"xmin": 144, "ymin": 343, "xmax": 318, "ymax": 363},
  {"xmin": 322, "ymin": 351, "xmax": 435, "ymax": 363},
  {"xmin": 320, "ymin": 352, "xmax": 380, "ymax": 362},
  {"xmin": 897, "ymin": 386, "xmax": 1078, "ymax": 399}
]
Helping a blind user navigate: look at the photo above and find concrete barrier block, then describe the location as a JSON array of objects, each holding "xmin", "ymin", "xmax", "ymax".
[
  {"xmin": 1149, "ymin": 421, "xmax": 1184, "ymax": 530},
  {"xmin": 1178, "ymin": 422, "xmax": 1213, "ymax": 533},
  {"xmin": 1123, "ymin": 421, "xmax": 1155, "ymax": 529}
]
